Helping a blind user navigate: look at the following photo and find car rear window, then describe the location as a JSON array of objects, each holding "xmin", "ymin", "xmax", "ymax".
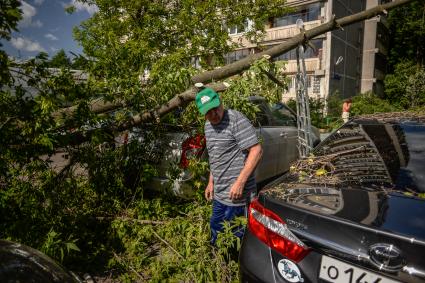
[{"xmin": 314, "ymin": 121, "xmax": 425, "ymax": 193}]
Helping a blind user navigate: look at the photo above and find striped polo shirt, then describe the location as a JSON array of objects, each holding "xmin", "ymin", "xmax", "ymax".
[{"xmin": 205, "ymin": 109, "xmax": 259, "ymax": 206}]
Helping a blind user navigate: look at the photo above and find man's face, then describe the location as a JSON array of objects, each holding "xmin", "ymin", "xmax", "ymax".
[{"xmin": 205, "ymin": 103, "xmax": 224, "ymax": 125}]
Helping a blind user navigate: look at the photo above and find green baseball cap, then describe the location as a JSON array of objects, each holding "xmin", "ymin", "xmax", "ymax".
[{"xmin": 195, "ymin": 87, "xmax": 220, "ymax": 115}]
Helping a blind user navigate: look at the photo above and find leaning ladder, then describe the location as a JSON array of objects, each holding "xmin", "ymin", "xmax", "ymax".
[{"xmin": 295, "ymin": 45, "xmax": 313, "ymax": 157}]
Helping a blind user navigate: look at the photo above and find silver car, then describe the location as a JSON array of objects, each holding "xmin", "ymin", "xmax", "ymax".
[{"xmin": 144, "ymin": 96, "xmax": 320, "ymax": 198}]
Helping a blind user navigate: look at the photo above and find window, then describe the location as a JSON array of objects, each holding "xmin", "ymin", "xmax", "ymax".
[
  {"xmin": 228, "ymin": 25, "xmax": 245, "ymax": 35},
  {"xmin": 228, "ymin": 20, "xmax": 251, "ymax": 35},
  {"xmin": 225, "ymin": 49, "xmax": 250, "ymax": 64},
  {"xmin": 271, "ymin": 39, "xmax": 323, "ymax": 62},
  {"xmin": 374, "ymin": 53, "xmax": 387, "ymax": 73},
  {"xmin": 377, "ymin": 23, "xmax": 389, "ymax": 46},
  {"xmin": 270, "ymin": 103, "xmax": 297, "ymax": 127},
  {"xmin": 312, "ymin": 76, "xmax": 321, "ymax": 94},
  {"xmin": 272, "ymin": 3, "xmax": 321, "ymax": 28}
]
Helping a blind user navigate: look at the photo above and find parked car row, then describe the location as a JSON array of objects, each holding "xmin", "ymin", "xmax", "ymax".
[{"xmin": 240, "ymin": 113, "xmax": 425, "ymax": 283}]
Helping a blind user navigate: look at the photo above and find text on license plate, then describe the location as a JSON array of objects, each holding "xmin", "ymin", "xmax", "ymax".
[{"xmin": 319, "ymin": 255, "xmax": 399, "ymax": 283}]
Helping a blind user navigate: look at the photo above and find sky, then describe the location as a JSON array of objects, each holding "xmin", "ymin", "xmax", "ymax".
[{"xmin": 1, "ymin": 0, "xmax": 98, "ymax": 60}]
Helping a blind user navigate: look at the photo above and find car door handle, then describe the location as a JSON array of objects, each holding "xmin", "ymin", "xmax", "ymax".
[{"xmin": 280, "ymin": 132, "xmax": 287, "ymax": 137}]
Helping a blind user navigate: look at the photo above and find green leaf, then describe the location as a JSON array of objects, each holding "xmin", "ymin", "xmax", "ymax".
[
  {"xmin": 38, "ymin": 135, "xmax": 53, "ymax": 150},
  {"xmin": 66, "ymin": 242, "xmax": 81, "ymax": 252}
]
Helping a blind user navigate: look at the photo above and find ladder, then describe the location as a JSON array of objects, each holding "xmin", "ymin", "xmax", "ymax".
[{"xmin": 295, "ymin": 44, "xmax": 313, "ymax": 157}]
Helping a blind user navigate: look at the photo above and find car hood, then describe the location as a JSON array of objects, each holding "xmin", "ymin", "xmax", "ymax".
[{"xmin": 261, "ymin": 183, "xmax": 425, "ymax": 241}]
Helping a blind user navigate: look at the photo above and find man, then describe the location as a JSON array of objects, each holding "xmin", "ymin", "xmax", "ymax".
[
  {"xmin": 195, "ymin": 87, "xmax": 262, "ymax": 245},
  {"xmin": 341, "ymin": 98, "xmax": 352, "ymax": 123}
]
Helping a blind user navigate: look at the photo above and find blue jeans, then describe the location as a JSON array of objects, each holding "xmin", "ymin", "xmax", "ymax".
[{"xmin": 210, "ymin": 200, "xmax": 246, "ymax": 245}]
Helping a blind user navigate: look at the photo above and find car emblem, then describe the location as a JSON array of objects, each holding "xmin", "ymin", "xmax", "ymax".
[
  {"xmin": 277, "ymin": 259, "xmax": 304, "ymax": 282},
  {"xmin": 369, "ymin": 243, "xmax": 404, "ymax": 272}
]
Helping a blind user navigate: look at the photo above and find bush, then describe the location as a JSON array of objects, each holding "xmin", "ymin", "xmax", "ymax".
[
  {"xmin": 384, "ymin": 61, "xmax": 425, "ymax": 109},
  {"xmin": 0, "ymin": 141, "xmax": 242, "ymax": 281},
  {"xmin": 351, "ymin": 92, "xmax": 401, "ymax": 116}
]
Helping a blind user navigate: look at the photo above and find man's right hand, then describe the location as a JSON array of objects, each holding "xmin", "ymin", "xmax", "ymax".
[{"xmin": 205, "ymin": 184, "xmax": 213, "ymax": 201}]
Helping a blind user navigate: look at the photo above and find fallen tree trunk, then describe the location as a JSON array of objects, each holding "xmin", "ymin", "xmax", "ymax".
[
  {"xmin": 126, "ymin": 0, "xmax": 414, "ymax": 127},
  {"xmin": 65, "ymin": 82, "xmax": 229, "ymax": 145},
  {"xmin": 52, "ymin": 98, "xmax": 126, "ymax": 119},
  {"xmin": 54, "ymin": 0, "xmax": 413, "ymax": 122},
  {"xmin": 56, "ymin": 0, "xmax": 414, "ymax": 146}
]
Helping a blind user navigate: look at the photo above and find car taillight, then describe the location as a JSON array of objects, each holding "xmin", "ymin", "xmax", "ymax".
[
  {"xmin": 180, "ymin": 134, "xmax": 206, "ymax": 169},
  {"xmin": 248, "ymin": 198, "xmax": 309, "ymax": 262}
]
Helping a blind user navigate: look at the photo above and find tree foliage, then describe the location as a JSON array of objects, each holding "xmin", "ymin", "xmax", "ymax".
[
  {"xmin": 0, "ymin": 0, "xmax": 289, "ymax": 280},
  {"xmin": 351, "ymin": 92, "xmax": 401, "ymax": 116},
  {"xmin": 388, "ymin": 1, "xmax": 425, "ymax": 67},
  {"xmin": 384, "ymin": 1, "xmax": 425, "ymax": 109},
  {"xmin": 71, "ymin": 0, "xmax": 289, "ymax": 122},
  {"xmin": 0, "ymin": 0, "xmax": 22, "ymax": 84},
  {"xmin": 384, "ymin": 61, "xmax": 425, "ymax": 109},
  {"xmin": 49, "ymin": 49, "xmax": 72, "ymax": 68},
  {"xmin": 1, "ymin": 0, "xmax": 418, "ymax": 280},
  {"xmin": 0, "ymin": 0, "xmax": 22, "ymax": 42}
]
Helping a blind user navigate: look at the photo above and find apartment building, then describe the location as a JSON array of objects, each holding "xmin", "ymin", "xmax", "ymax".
[{"xmin": 227, "ymin": 0, "xmax": 390, "ymax": 101}]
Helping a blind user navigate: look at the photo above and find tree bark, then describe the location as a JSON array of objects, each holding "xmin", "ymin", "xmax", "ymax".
[
  {"xmin": 65, "ymin": 82, "xmax": 229, "ymax": 145},
  {"xmin": 57, "ymin": 0, "xmax": 414, "ymax": 143},
  {"xmin": 52, "ymin": 98, "xmax": 126, "ymax": 119},
  {"xmin": 113, "ymin": 82, "xmax": 229, "ymax": 131}
]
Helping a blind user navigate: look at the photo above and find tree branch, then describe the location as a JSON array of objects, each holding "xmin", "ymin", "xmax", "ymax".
[
  {"xmin": 52, "ymin": 98, "xmax": 126, "ymax": 119},
  {"xmin": 47, "ymin": 0, "xmax": 414, "ymax": 147},
  {"xmin": 53, "ymin": 0, "xmax": 413, "ymax": 121},
  {"xmin": 151, "ymin": 230, "xmax": 184, "ymax": 259},
  {"xmin": 96, "ymin": 216, "xmax": 165, "ymax": 225},
  {"xmin": 132, "ymin": 0, "xmax": 413, "ymax": 124}
]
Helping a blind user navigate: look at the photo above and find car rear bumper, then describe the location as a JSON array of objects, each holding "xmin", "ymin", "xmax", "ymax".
[
  {"xmin": 240, "ymin": 229, "xmax": 414, "ymax": 283},
  {"xmin": 240, "ymin": 231, "xmax": 287, "ymax": 283},
  {"xmin": 240, "ymin": 230, "xmax": 322, "ymax": 283}
]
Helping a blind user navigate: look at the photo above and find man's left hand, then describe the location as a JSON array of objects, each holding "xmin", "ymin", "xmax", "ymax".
[{"xmin": 229, "ymin": 180, "xmax": 244, "ymax": 200}]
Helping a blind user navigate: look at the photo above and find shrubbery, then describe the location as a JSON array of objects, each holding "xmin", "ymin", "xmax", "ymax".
[
  {"xmin": 351, "ymin": 92, "xmax": 401, "ymax": 116},
  {"xmin": 384, "ymin": 61, "xmax": 425, "ymax": 109},
  {"xmin": 0, "ymin": 139, "xmax": 243, "ymax": 281}
]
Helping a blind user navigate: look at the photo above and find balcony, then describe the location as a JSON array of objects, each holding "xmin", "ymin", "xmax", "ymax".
[
  {"xmin": 265, "ymin": 20, "xmax": 322, "ymax": 42},
  {"xmin": 229, "ymin": 20, "xmax": 322, "ymax": 48},
  {"xmin": 283, "ymin": 58, "xmax": 321, "ymax": 74}
]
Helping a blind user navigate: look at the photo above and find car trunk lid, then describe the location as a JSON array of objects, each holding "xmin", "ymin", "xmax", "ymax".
[{"xmin": 259, "ymin": 185, "xmax": 425, "ymax": 281}]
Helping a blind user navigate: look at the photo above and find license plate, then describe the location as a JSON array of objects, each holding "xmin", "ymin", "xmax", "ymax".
[{"xmin": 319, "ymin": 255, "xmax": 399, "ymax": 283}]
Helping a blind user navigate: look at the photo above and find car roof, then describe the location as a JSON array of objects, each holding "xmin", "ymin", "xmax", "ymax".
[{"xmin": 352, "ymin": 112, "xmax": 425, "ymax": 124}]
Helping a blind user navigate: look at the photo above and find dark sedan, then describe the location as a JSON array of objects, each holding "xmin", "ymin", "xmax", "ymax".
[{"xmin": 240, "ymin": 113, "xmax": 425, "ymax": 283}]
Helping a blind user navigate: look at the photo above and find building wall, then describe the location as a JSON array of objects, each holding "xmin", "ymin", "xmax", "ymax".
[
  {"xmin": 361, "ymin": 0, "xmax": 390, "ymax": 96},
  {"xmin": 329, "ymin": 0, "xmax": 365, "ymax": 99},
  {"xmin": 227, "ymin": 0, "xmax": 388, "ymax": 103}
]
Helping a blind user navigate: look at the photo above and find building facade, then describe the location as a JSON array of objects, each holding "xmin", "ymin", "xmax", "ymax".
[
  {"xmin": 227, "ymin": 0, "xmax": 389, "ymax": 102},
  {"xmin": 361, "ymin": 0, "xmax": 391, "ymax": 96}
]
